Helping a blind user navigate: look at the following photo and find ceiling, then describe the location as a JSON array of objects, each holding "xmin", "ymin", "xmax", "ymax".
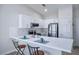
[{"xmin": 26, "ymin": 4, "xmax": 59, "ymax": 18}]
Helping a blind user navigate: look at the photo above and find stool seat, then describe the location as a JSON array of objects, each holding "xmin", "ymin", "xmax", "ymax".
[
  {"xmin": 33, "ymin": 50, "xmax": 44, "ymax": 55},
  {"xmin": 18, "ymin": 45, "xmax": 26, "ymax": 48},
  {"xmin": 12, "ymin": 40, "xmax": 26, "ymax": 55}
]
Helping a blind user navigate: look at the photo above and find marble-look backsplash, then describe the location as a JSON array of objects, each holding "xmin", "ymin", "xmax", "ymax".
[{"xmin": 17, "ymin": 28, "xmax": 48, "ymax": 36}]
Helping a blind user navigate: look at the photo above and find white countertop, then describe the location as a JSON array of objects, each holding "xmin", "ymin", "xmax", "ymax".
[{"xmin": 10, "ymin": 35, "xmax": 73, "ymax": 53}]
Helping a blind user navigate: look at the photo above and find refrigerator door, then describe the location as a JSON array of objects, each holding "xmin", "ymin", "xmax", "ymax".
[{"xmin": 48, "ymin": 23, "xmax": 58, "ymax": 37}]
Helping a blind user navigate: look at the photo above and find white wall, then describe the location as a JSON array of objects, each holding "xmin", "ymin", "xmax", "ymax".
[
  {"xmin": 73, "ymin": 5, "xmax": 79, "ymax": 46},
  {"xmin": 0, "ymin": 4, "xmax": 42, "ymax": 54}
]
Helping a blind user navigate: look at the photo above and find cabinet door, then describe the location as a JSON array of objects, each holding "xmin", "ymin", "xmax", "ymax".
[
  {"xmin": 18, "ymin": 14, "xmax": 33, "ymax": 28},
  {"xmin": 58, "ymin": 5, "xmax": 73, "ymax": 39},
  {"xmin": 59, "ymin": 19, "xmax": 72, "ymax": 38}
]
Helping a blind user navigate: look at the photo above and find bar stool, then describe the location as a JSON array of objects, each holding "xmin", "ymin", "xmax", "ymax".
[
  {"xmin": 27, "ymin": 44, "xmax": 44, "ymax": 55},
  {"xmin": 12, "ymin": 40, "xmax": 26, "ymax": 55}
]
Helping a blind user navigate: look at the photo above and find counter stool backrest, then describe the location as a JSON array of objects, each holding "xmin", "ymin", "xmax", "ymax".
[
  {"xmin": 12, "ymin": 40, "xmax": 19, "ymax": 49},
  {"xmin": 27, "ymin": 44, "xmax": 40, "ymax": 55}
]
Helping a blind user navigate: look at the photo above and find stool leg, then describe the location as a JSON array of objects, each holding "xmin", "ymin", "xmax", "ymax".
[
  {"xmin": 18, "ymin": 48, "xmax": 25, "ymax": 55},
  {"xmin": 16, "ymin": 49, "xmax": 23, "ymax": 55},
  {"xmin": 20, "ymin": 48, "xmax": 25, "ymax": 55},
  {"xmin": 22, "ymin": 48, "xmax": 25, "ymax": 55},
  {"xmin": 16, "ymin": 51, "xmax": 18, "ymax": 55}
]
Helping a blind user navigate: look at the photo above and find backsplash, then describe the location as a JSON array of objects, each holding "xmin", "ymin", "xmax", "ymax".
[{"xmin": 17, "ymin": 28, "xmax": 48, "ymax": 36}]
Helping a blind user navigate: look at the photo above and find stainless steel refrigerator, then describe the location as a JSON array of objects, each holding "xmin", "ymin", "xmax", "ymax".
[{"xmin": 48, "ymin": 23, "xmax": 58, "ymax": 37}]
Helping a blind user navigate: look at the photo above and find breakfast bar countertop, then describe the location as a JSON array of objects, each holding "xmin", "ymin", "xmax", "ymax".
[{"xmin": 10, "ymin": 35, "xmax": 73, "ymax": 53}]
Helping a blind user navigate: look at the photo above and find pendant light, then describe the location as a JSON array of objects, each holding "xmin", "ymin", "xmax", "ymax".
[{"xmin": 42, "ymin": 4, "xmax": 47, "ymax": 12}]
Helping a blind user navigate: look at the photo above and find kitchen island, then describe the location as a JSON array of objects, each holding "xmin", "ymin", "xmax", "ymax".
[{"xmin": 10, "ymin": 35, "xmax": 73, "ymax": 55}]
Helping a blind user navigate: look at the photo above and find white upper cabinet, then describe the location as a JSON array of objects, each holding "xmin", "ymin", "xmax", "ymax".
[
  {"xmin": 18, "ymin": 14, "xmax": 58, "ymax": 28},
  {"xmin": 18, "ymin": 14, "xmax": 33, "ymax": 28},
  {"xmin": 18, "ymin": 14, "xmax": 43, "ymax": 28}
]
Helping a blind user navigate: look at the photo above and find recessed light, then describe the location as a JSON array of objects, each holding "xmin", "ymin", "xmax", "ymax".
[{"xmin": 44, "ymin": 9, "xmax": 47, "ymax": 12}]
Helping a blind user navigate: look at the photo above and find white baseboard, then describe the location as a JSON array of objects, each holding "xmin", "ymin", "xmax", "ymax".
[{"xmin": 1, "ymin": 49, "xmax": 16, "ymax": 55}]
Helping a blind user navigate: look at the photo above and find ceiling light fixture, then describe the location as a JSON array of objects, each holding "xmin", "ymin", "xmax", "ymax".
[
  {"xmin": 44, "ymin": 8, "xmax": 47, "ymax": 12},
  {"xmin": 42, "ymin": 4, "xmax": 46, "ymax": 7},
  {"xmin": 42, "ymin": 4, "xmax": 47, "ymax": 12}
]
